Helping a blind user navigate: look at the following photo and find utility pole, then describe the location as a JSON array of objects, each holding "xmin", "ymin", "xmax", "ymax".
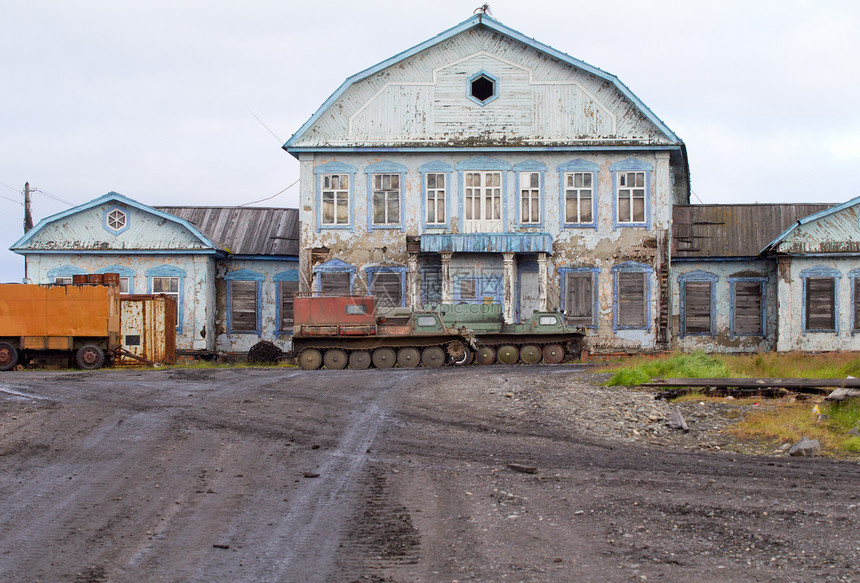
[{"xmin": 23, "ymin": 182, "xmax": 33, "ymax": 233}]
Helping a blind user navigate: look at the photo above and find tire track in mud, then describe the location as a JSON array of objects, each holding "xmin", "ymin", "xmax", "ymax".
[{"xmin": 184, "ymin": 370, "xmax": 420, "ymax": 583}]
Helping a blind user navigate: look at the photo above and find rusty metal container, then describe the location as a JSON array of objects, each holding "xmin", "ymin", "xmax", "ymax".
[
  {"xmin": 115, "ymin": 295, "xmax": 176, "ymax": 366},
  {"xmin": 86, "ymin": 273, "xmax": 104, "ymax": 284},
  {"xmin": 72, "ymin": 275, "xmax": 88, "ymax": 284},
  {"xmin": 102, "ymin": 272, "xmax": 120, "ymax": 285},
  {"xmin": 0, "ymin": 283, "xmax": 120, "ymax": 340}
]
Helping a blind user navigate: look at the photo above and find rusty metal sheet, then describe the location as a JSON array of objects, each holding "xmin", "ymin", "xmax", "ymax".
[
  {"xmin": 0, "ymin": 283, "xmax": 119, "ymax": 339},
  {"xmin": 117, "ymin": 295, "xmax": 176, "ymax": 366}
]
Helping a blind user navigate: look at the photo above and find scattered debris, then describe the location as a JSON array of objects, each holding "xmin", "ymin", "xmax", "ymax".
[
  {"xmin": 507, "ymin": 463, "xmax": 539, "ymax": 474},
  {"xmin": 212, "ymin": 544, "xmax": 230, "ymax": 550},
  {"xmin": 666, "ymin": 409, "xmax": 689, "ymax": 432},
  {"xmin": 825, "ymin": 388, "xmax": 860, "ymax": 402},
  {"xmin": 247, "ymin": 340, "xmax": 283, "ymax": 364},
  {"xmin": 303, "ymin": 472, "xmax": 320, "ymax": 478}
]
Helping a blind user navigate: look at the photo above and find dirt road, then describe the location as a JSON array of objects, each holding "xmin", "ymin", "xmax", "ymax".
[{"xmin": 0, "ymin": 366, "xmax": 857, "ymax": 582}]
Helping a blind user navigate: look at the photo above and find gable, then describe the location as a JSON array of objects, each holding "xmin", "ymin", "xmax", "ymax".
[
  {"xmin": 764, "ymin": 197, "xmax": 860, "ymax": 255},
  {"xmin": 286, "ymin": 16, "xmax": 680, "ymax": 151},
  {"xmin": 11, "ymin": 193, "xmax": 221, "ymax": 253}
]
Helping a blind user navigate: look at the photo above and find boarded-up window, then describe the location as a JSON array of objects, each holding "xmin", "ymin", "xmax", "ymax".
[
  {"xmin": 565, "ymin": 272, "xmax": 593, "ymax": 325},
  {"xmin": 806, "ymin": 277, "xmax": 835, "ymax": 331},
  {"xmin": 683, "ymin": 281, "xmax": 712, "ymax": 334},
  {"xmin": 459, "ymin": 278, "xmax": 476, "ymax": 300},
  {"xmin": 370, "ymin": 272, "xmax": 402, "ymax": 308},
  {"xmin": 422, "ymin": 266, "xmax": 442, "ymax": 304},
  {"xmin": 617, "ymin": 272, "xmax": 646, "ymax": 328},
  {"xmin": 855, "ymin": 282, "xmax": 860, "ymax": 331},
  {"xmin": 280, "ymin": 280, "xmax": 298, "ymax": 331},
  {"xmin": 320, "ymin": 272, "xmax": 351, "ymax": 295},
  {"xmin": 230, "ymin": 280, "xmax": 257, "ymax": 332},
  {"xmin": 734, "ymin": 282, "xmax": 763, "ymax": 335}
]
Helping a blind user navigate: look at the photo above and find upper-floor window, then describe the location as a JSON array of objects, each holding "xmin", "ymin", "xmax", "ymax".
[
  {"xmin": 372, "ymin": 173, "xmax": 401, "ymax": 226},
  {"xmin": 321, "ymin": 174, "xmax": 350, "ymax": 225},
  {"xmin": 520, "ymin": 172, "xmax": 540, "ymax": 224},
  {"xmin": 564, "ymin": 172, "xmax": 593, "ymax": 225},
  {"xmin": 464, "ymin": 171, "xmax": 502, "ymax": 232},
  {"xmin": 617, "ymin": 171, "xmax": 646, "ymax": 224},
  {"xmin": 106, "ymin": 209, "xmax": 126, "ymax": 231},
  {"xmin": 425, "ymin": 173, "xmax": 446, "ymax": 225},
  {"xmin": 467, "ymin": 71, "xmax": 499, "ymax": 106}
]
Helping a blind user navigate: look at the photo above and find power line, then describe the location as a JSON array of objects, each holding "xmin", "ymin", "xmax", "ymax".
[
  {"xmin": 31, "ymin": 188, "xmax": 75, "ymax": 207},
  {"xmin": 0, "ymin": 192, "xmax": 22, "ymax": 205},
  {"xmin": 247, "ymin": 107, "xmax": 284, "ymax": 144},
  {"xmin": 0, "ymin": 181, "xmax": 21, "ymax": 194},
  {"xmin": 238, "ymin": 179, "xmax": 299, "ymax": 207}
]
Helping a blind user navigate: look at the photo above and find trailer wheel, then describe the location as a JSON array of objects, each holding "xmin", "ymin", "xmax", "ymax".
[
  {"xmin": 0, "ymin": 342, "xmax": 19, "ymax": 371},
  {"xmin": 298, "ymin": 348, "xmax": 323, "ymax": 370},
  {"xmin": 76, "ymin": 345, "xmax": 105, "ymax": 370}
]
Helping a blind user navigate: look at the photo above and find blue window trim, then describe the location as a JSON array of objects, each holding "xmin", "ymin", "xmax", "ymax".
[
  {"xmin": 728, "ymin": 276, "xmax": 767, "ymax": 338},
  {"xmin": 47, "ymin": 265, "xmax": 86, "ymax": 282},
  {"xmin": 559, "ymin": 266, "xmax": 600, "ymax": 328},
  {"xmin": 103, "ymin": 205, "xmax": 130, "ymax": 236},
  {"xmin": 225, "ymin": 269, "xmax": 264, "ymax": 335},
  {"xmin": 365, "ymin": 265, "xmax": 408, "ymax": 308},
  {"xmin": 314, "ymin": 161, "xmax": 356, "ymax": 232},
  {"xmin": 466, "ymin": 70, "xmax": 499, "ymax": 106},
  {"xmin": 678, "ymin": 270, "xmax": 718, "ymax": 337},
  {"xmin": 513, "ymin": 161, "xmax": 546, "ymax": 228},
  {"xmin": 610, "ymin": 159, "xmax": 652, "ymax": 230},
  {"xmin": 365, "ymin": 160, "xmax": 407, "ymax": 232},
  {"xmin": 611, "ymin": 261, "xmax": 652, "ymax": 332},
  {"xmin": 456, "ymin": 157, "xmax": 511, "ymax": 230},
  {"xmin": 419, "ymin": 161, "xmax": 453, "ymax": 231},
  {"xmin": 453, "ymin": 271, "xmax": 504, "ymax": 304},
  {"xmin": 96, "ymin": 265, "xmax": 136, "ymax": 293},
  {"xmin": 274, "ymin": 269, "xmax": 299, "ymax": 336},
  {"xmin": 313, "ymin": 258, "xmax": 356, "ymax": 293},
  {"xmin": 146, "ymin": 265, "xmax": 186, "ymax": 334},
  {"xmin": 557, "ymin": 159, "xmax": 599, "ymax": 230},
  {"xmin": 801, "ymin": 266, "xmax": 841, "ymax": 334}
]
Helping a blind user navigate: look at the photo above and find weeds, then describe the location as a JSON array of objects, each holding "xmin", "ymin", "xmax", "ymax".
[{"xmin": 606, "ymin": 352, "xmax": 730, "ymax": 386}]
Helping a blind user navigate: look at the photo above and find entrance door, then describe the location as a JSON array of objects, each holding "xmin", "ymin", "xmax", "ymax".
[{"xmin": 518, "ymin": 269, "xmax": 539, "ymax": 322}]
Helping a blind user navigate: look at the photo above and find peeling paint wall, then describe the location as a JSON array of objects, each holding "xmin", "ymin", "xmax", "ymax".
[{"xmin": 671, "ymin": 260, "xmax": 776, "ymax": 353}]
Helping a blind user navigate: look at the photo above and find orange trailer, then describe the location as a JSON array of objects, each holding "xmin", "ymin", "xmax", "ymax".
[{"xmin": 0, "ymin": 283, "xmax": 121, "ymax": 370}]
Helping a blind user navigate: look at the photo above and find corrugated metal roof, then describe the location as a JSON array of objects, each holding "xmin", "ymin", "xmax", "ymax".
[
  {"xmin": 672, "ymin": 204, "xmax": 833, "ymax": 258},
  {"xmin": 157, "ymin": 206, "xmax": 299, "ymax": 257}
]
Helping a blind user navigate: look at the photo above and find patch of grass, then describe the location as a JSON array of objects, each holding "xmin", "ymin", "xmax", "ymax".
[
  {"xmin": 721, "ymin": 352, "xmax": 860, "ymax": 379},
  {"xmin": 727, "ymin": 399, "xmax": 860, "ymax": 455},
  {"xmin": 606, "ymin": 352, "xmax": 730, "ymax": 386}
]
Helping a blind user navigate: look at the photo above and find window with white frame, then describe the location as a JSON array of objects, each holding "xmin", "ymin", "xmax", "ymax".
[
  {"xmin": 564, "ymin": 172, "xmax": 593, "ymax": 224},
  {"xmin": 464, "ymin": 171, "xmax": 502, "ymax": 232},
  {"xmin": 425, "ymin": 173, "xmax": 446, "ymax": 225},
  {"xmin": 152, "ymin": 276, "xmax": 180, "ymax": 321},
  {"xmin": 372, "ymin": 173, "xmax": 401, "ymax": 226},
  {"xmin": 53, "ymin": 276, "xmax": 73, "ymax": 284},
  {"xmin": 321, "ymin": 174, "xmax": 350, "ymax": 225},
  {"xmin": 118, "ymin": 277, "xmax": 130, "ymax": 294},
  {"xmin": 106, "ymin": 208, "xmax": 127, "ymax": 232},
  {"xmin": 520, "ymin": 172, "xmax": 540, "ymax": 224},
  {"xmin": 617, "ymin": 171, "xmax": 646, "ymax": 224}
]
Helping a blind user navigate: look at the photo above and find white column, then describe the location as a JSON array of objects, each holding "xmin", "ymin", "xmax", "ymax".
[
  {"xmin": 503, "ymin": 252, "xmax": 516, "ymax": 324},
  {"xmin": 441, "ymin": 252, "xmax": 452, "ymax": 304},
  {"xmin": 407, "ymin": 253, "xmax": 419, "ymax": 308},
  {"xmin": 538, "ymin": 252, "xmax": 548, "ymax": 311}
]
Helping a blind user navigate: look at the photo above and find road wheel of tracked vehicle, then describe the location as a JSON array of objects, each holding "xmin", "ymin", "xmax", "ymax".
[
  {"xmin": 520, "ymin": 344, "xmax": 542, "ymax": 364},
  {"xmin": 372, "ymin": 347, "xmax": 396, "ymax": 369},
  {"xmin": 475, "ymin": 346, "xmax": 496, "ymax": 365},
  {"xmin": 448, "ymin": 341, "xmax": 473, "ymax": 366},
  {"xmin": 298, "ymin": 348, "xmax": 323, "ymax": 370},
  {"xmin": 0, "ymin": 342, "xmax": 19, "ymax": 371},
  {"xmin": 496, "ymin": 344, "xmax": 519, "ymax": 365},
  {"xmin": 323, "ymin": 349, "xmax": 347, "ymax": 370},
  {"xmin": 421, "ymin": 346, "xmax": 446, "ymax": 368},
  {"xmin": 397, "ymin": 347, "xmax": 420, "ymax": 368},
  {"xmin": 542, "ymin": 343, "xmax": 564, "ymax": 364},
  {"xmin": 348, "ymin": 350, "xmax": 371, "ymax": 370},
  {"xmin": 75, "ymin": 345, "xmax": 105, "ymax": 370}
]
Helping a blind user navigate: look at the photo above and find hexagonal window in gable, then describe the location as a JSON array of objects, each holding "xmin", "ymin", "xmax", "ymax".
[
  {"xmin": 103, "ymin": 206, "xmax": 129, "ymax": 235},
  {"xmin": 467, "ymin": 71, "xmax": 499, "ymax": 106}
]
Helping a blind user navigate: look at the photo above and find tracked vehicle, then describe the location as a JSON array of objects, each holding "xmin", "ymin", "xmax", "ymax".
[{"xmin": 291, "ymin": 295, "xmax": 474, "ymax": 370}]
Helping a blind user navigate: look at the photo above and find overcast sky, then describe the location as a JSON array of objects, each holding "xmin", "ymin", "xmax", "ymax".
[{"xmin": 2, "ymin": 0, "xmax": 859, "ymax": 282}]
